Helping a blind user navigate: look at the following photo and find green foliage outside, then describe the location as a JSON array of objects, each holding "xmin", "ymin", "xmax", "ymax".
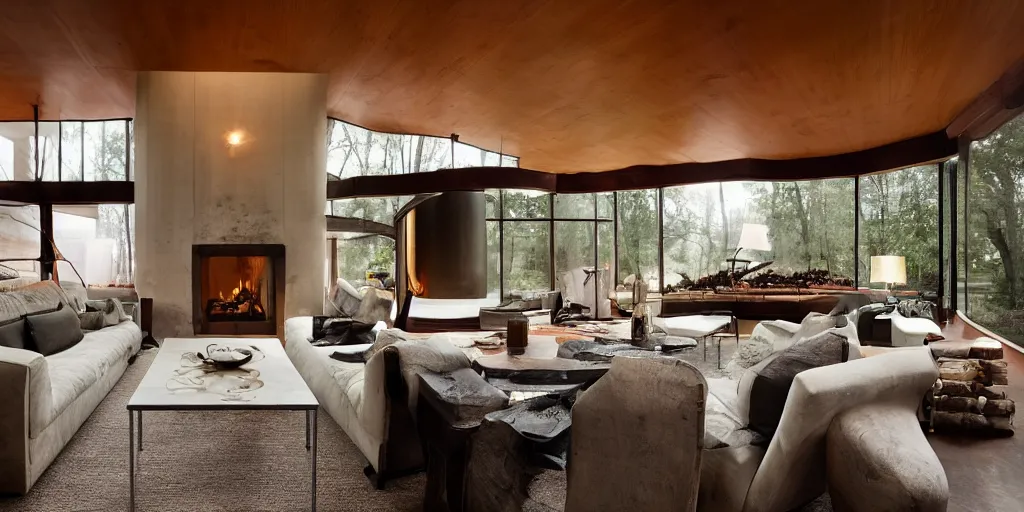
[{"xmin": 967, "ymin": 116, "xmax": 1024, "ymax": 345}]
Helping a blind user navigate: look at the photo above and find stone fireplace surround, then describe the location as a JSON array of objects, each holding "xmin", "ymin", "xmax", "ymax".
[{"xmin": 134, "ymin": 72, "xmax": 327, "ymax": 339}]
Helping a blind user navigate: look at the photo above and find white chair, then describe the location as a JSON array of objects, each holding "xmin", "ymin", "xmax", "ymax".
[{"xmin": 888, "ymin": 311, "xmax": 942, "ymax": 347}]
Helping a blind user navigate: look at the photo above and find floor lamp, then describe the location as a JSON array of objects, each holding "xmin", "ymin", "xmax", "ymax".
[{"xmin": 730, "ymin": 223, "xmax": 772, "ymax": 274}]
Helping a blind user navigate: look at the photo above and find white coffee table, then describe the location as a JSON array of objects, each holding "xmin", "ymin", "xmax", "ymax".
[{"xmin": 127, "ymin": 338, "xmax": 320, "ymax": 511}]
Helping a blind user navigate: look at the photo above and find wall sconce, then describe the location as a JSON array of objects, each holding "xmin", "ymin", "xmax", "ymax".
[{"xmin": 225, "ymin": 130, "xmax": 246, "ymax": 147}]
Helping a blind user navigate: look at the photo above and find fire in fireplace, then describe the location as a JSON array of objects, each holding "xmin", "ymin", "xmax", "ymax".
[
  {"xmin": 192, "ymin": 244, "xmax": 285, "ymax": 336},
  {"xmin": 204, "ymin": 256, "xmax": 270, "ymax": 323}
]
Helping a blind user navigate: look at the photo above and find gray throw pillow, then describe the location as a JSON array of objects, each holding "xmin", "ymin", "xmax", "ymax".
[
  {"xmin": 746, "ymin": 330, "xmax": 852, "ymax": 439},
  {"xmin": 25, "ymin": 303, "xmax": 84, "ymax": 356},
  {"xmin": 0, "ymin": 318, "xmax": 27, "ymax": 349},
  {"xmin": 79, "ymin": 311, "xmax": 107, "ymax": 331}
]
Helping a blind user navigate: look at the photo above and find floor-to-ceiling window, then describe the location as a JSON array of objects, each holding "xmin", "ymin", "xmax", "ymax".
[
  {"xmin": 662, "ymin": 179, "xmax": 855, "ymax": 290},
  {"xmin": 0, "ymin": 119, "xmax": 135, "ymax": 286},
  {"xmin": 967, "ymin": 114, "xmax": 1024, "ymax": 345},
  {"xmin": 858, "ymin": 165, "xmax": 940, "ymax": 297}
]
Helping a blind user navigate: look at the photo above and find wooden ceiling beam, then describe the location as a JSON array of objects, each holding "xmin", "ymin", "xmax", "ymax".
[
  {"xmin": 0, "ymin": 181, "xmax": 134, "ymax": 204},
  {"xmin": 947, "ymin": 59, "xmax": 1024, "ymax": 140},
  {"xmin": 327, "ymin": 130, "xmax": 957, "ymax": 198}
]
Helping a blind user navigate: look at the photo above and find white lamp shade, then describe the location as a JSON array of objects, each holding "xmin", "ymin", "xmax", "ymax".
[
  {"xmin": 870, "ymin": 255, "xmax": 907, "ymax": 284},
  {"xmin": 737, "ymin": 223, "xmax": 772, "ymax": 252}
]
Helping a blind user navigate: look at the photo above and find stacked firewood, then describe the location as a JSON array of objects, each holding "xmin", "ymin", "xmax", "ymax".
[{"xmin": 930, "ymin": 338, "xmax": 1014, "ymax": 437}]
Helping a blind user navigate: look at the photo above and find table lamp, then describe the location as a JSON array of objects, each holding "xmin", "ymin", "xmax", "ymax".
[
  {"xmin": 731, "ymin": 223, "xmax": 772, "ymax": 273},
  {"xmin": 870, "ymin": 255, "xmax": 906, "ymax": 292}
]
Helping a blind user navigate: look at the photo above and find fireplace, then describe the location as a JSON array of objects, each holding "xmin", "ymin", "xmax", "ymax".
[{"xmin": 192, "ymin": 244, "xmax": 285, "ymax": 336}]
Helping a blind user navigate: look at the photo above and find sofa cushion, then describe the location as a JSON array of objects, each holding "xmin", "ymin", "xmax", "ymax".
[
  {"xmin": 25, "ymin": 303, "xmax": 84, "ymax": 356},
  {"xmin": 0, "ymin": 280, "xmax": 74, "ymax": 324},
  {"xmin": 0, "ymin": 317, "xmax": 27, "ymax": 349},
  {"xmin": 32, "ymin": 321, "xmax": 140, "ymax": 437},
  {"xmin": 741, "ymin": 330, "xmax": 853, "ymax": 438}
]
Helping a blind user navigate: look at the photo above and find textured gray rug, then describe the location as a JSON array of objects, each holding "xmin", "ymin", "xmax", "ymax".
[{"xmin": 0, "ymin": 349, "xmax": 424, "ymax": 512}]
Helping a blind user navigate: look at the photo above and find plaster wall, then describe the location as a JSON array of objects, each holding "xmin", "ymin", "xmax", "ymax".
[{"xmin": 135, "ymin": 72, "xmax": 327, "ymax": 338}]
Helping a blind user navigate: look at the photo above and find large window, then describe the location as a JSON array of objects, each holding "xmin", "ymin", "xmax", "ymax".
[
  {"xmin": 858, "ymin": 166, "xmax": 939, "ymax": 296},
  {"xmin": 326, "ymin": 118, "xmax": 519, "ymax": 180},
  {"xmin": 617, "ymin": 189, "xmax": 660, "ymax": 292},
  {"xmin": 331, "ymin": 233, "xmax": 395, "ymax": 288},
  {"xmin": 0, "ymin": 204, "xmax": 42, "ymax": 275},
  {"xmin": 0, "ymin": 120, "xmax": 132, "ymax": 182},
  {"xmin": 52, "ymin": 204, "xmax": 136, "ymax": 286},
  {"xmin": 967, "ymin": 114, "xmax": 1024, "ymax": 345},
  {"xmin": 663, "ymin": 179, "xmax": 855, "ymax": 289}
]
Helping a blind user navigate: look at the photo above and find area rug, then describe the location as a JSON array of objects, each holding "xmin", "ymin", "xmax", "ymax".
[{"xmin": 0, "ymin": 349, "xmax": 424, "ymax": 512}]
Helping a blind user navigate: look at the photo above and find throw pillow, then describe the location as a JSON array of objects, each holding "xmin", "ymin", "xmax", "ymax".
[
  {"xmin": 25, "ymin": 303, "xmax": 84, "ymax": 356},
  {"xmin": 0, "ymin": 264, "xmax": 18, "ymax": 280},
  {"xmin": 79, "ymin": 311, "xmax": 107, "ymax": 331},
  {"xmin": 785, "ymin": 312, "xmax": 844, "ymax": 348},
  {"xmin": 742, "ymin": 330, "xmax": 853, "ymax": 439},
  {"xmin": 0, "ymin": 317, "xmax": 27, "ymax": 349}
]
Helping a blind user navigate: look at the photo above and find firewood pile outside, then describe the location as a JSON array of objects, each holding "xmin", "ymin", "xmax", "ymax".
[
  {"xmin": 665, "ymin": 262, "xmax": 854, "ymax": 292},
  {"xmin": 930, "ymin": 338, "xmax": 1014, "ymax": 437}
]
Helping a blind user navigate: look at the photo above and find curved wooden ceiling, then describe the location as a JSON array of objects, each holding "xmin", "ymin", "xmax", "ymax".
[{"xmin": 0, "ymin": 1, "xmax": 1022, "ymax": 173}]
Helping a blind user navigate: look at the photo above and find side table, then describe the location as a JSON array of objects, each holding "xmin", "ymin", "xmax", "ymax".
[{"xmin": 417, "ymin": 369, "xmax": 508, "ymax": 512}]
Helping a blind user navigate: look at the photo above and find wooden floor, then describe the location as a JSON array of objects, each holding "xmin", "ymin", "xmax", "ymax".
[{"xmin": 926, "ymin": 317, "xmax": 1024, "ymax": 512}]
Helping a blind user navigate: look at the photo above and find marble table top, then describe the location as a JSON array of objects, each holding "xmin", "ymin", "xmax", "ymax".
[{"xmin": 128, "ymin": 338, "xmax": 318, "ymax": 411}]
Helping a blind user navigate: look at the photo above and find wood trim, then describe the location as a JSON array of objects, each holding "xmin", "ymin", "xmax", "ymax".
[
  {"xmin": 0, "ymin": 181, "xmax": 134, "ymax": 204},
  {"xmin": 327, "ymin": 131, "xmax": 957, "ymax": 198},
  {"xmin": 947, "ymin": 58, "xmax": 1024, "ymax": 140},
  {"xmin": 328, "ymin": 167, "xmax": 556, "ymax": 198},
  {"xmin": 325, "ymin": 215, "xmax": 396, "ymax": 238}
]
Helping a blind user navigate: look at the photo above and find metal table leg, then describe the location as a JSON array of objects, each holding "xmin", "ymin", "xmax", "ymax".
[
  {"xmin": 129, "ymin": 411, "xmax": 135, "ymax": 512},
  {"xmin": 137, "ymin": 410, "xmax": 143, "ymax": 451},
  {"xmin": 305, "ymin": 411, "xmax": 310, "ymax": 450},
  {"xmin": 309, "ymin": 409, "xmax": 318, "ymax": 511},
  {"xmin": 718, "ymin": 335, "xmax": 723, "ymax": 369}
]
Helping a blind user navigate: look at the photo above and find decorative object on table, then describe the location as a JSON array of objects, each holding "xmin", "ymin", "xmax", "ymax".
[
  {"xmin": 929, "ymin": 337, "xmax": 1014, "ymax": 437},
  {"xmin": 198, "ymin": 344, "xmax": 255, "ymax": 368},
  {"xmin": 506, "ymin": 317, "xmax": 529, "ymax": 356},
  {"xmin": 166, "ymin": 343, "xmax": 267, "ymax": 402},
  {"xmin": 870, "ymin": 255, "xmax": 906, "ymax": 293},
  {"xmin": 728, "ymin": 223, "xmax": 772, "ymax": 274},
  {"xmin": 630, "ymin": 278, "xmax": 650, "ymax": 345}
]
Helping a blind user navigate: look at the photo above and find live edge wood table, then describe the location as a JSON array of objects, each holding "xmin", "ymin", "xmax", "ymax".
[
  {"xmin": 419, "ymin": 337, "xmax": 613, "ymax": 512},
  {"xmin": 126, "ymin": 338, "xmax": 320, "ymax": 511}
]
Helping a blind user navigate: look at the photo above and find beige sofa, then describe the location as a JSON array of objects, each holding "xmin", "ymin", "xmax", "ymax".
[
  {"xmin": 284, "ymin": 316, "xmax": 475, "ymax": 488},
  {"xmin": 0, "ymin": 281, "xmax": 142, "ymax": 495},
  {"xmin": 699, "ymin": 346, "xmax": 941, "ymax": 512}
]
